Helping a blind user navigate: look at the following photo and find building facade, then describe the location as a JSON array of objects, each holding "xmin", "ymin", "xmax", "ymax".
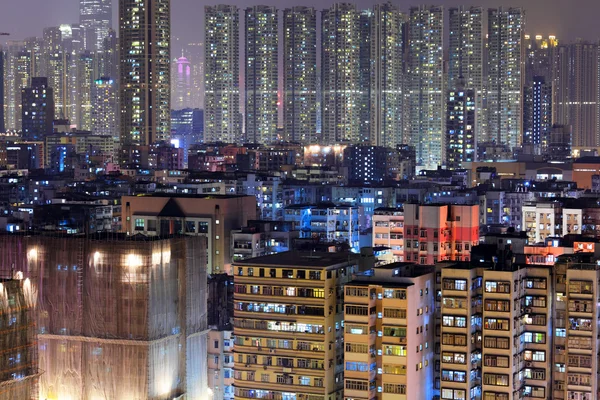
[
  {"xmin": 245, "ymin": 6, "xmax": 278, "ymax": 144},
  {"xmin": 204, "ymin": 5, "xmax": 241, "ymax": 144},
  {"xmin": 407, "ymin": 6, "xmax": 445, "ymax": 169},
  {"xmin": 119, "ymin": 0, "xmax": 171, "ymax": 148},
  {"xmin": 283, "ymin": 6, "xmax": 317, "ymax": 144}
]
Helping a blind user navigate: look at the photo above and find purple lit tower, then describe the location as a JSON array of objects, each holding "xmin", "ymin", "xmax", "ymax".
[{"xmin": 172, "ymin": 55, "xmax": 192, "ymax": 110}]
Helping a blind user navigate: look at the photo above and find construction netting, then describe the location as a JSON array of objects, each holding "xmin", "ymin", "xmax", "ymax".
[
  {"xmin": 0, "ymin": 233, "xmax": 209, "ymax": 400},
  {"xmin": 0, "ymin": 279, "xmax": 38, "ymax": 400}
]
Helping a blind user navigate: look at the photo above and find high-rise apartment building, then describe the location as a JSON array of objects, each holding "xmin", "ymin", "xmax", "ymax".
[
  {"xmin": 0, "ymin": 49, "xmax": 4, "ymax": 133},
  {"xmin": 79, "ymin": 0, "xmax": 112, "ymax": 51},
  {"xmin": 448, "ymin": 7, "xmax": 484, "ymax": 144},
  {"xmin": 245, "ymin": 6, "xmax": 278, "ymax": 144},
  {"xmin": 92, "ymin": 77, "xmax": 117, "ymax": 137},
  {"xmin": 119, "ymin": 0, "xmax": 171, "ymax": 148},
  {"xmin": 446, "ymin": 83, "xmax": 476, "ymax": 168},
  {"xmin": 21, "ymin": 77, "xmax": 54, "ymax": 141},
  {"xmin": 283, "ymin": 6, "xmax": 317, "ymax": 144},
  {"xmin": 73, "ymin": 51, "xmax": 94, "ymax": 130},
  {"xmin": 403, "ymin": 203, "xmax": 479, "ymax": 265},
  {"xmin": 204, "ymin": 5, "xmax": 240, "ymax": 144},
  {"xmin": 407, "ymin": 6, "xmax": 445, "ymax": 169},
  {"xmin": 524, "ymin": 35, "xmax": 558, "ymax": 86},
  {"xmin": 487, "ymin": 8, "xmax": 524, "ymax": 151},
  {"xmin": 321, "ymin": 3, "xmax": 362, "ymax": 144},
  {"xmin": 98, "ymin": 28, "xmax": 118, "ymax": 79},
  {"xmin": 369, "ymin": 2, "xmax": 404, "ymax": 148},
  {"xmin": 232, "ymin": 251, "xmax": 359, "ymax": 400},
  {"xmin": 440, "ymin": 261, "xmax": 553, "ymax": 400},
  {"xmin": 183, "ymin": 42, "xmax": 204, "ymax": 110},
  {"xmin": 172, "ymin": 56, "xmax": 192, "ymax": 110},
  {"xmin": 3, "ymin": 42, "xmax": 31, "ymax": 131},
  {"xmin": 554, "ymin": 41, "xmax": 599, "ymax": 148},
  {"xmin": 344, "ymin": 263, "xmax": 436, "ymax": 400},
  {"xmin": 523, "ymin": 76, "xmax": 552, "ymax": 153}
]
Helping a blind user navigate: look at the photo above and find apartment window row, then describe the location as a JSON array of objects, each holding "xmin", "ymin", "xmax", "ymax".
[
  {"xmin": 383, "ymin": 345, "xmax": 406, "ymax": 356},
  {"xmin": 523, "ymin": 350, "xmax": 546, "ymax": 362},
  {"xmin": 442, "ymin": 278, "xmax": 467, "ymax": 291},
  {"xmin": 520, "ymin": 368, "xmax": 545, "ymax": 380},
  {"xmin": 383, "ymin": 326, "xmax": 407, "ymax": 338},
  {"xmin": 523, "ymin": 295, "xmax": 546, "ymax": 308},
  {"xmin": 568, "ymin": 336, "xmax": 593, "ymax": 349},
  {"xmin": 235, "ymin": 302, "xmax": 324, "ymax": 316},
  {"xmin": 345, "ymin": 305, "xmax": 370, "ymax": 316},
  {"xmin": 383, "ymin": 308, "xmax": 407, "ymax": 318},
  {"xmin": 345, "ymin": 342, "xmax": 369, "ymax": 354},
  {"xmin": 443, "ymin": 297, "xmax": 466, "ymax": 309},
  {"xmin": 567, "ymin": 354, "xmax": 592, "ymax": 368},
  {"xmin": 383, "ymin": 288, "xmax": 407, "ymax": 299},
  {"xmin": 568, "ymin": 299, "xmax": 593, "ymax": 313},
  {"xmin": 522, "ymin": 314, "xmax": 546, "ymax": 326},
  {"xmin": 234, "ymin": 319, "xmax": 325, "ymax": 334},
  {"xmin": 442, "ymin": 352, "xmax": 466, "ymax": 365},
  {"xmin": 483, "ymin": 336, "xmax": 510, "ymax": 350},
  {"xmin": 383, "ymin": 383, "xmax": 406, "ymax": 394},
  {"xmin": 522, "ymin": 386, "xmax": 545, "ymax": 398},
  {"xmin": 442, "ymin": 369, "xmax": 466, "ymax": 382},
  {"xmin": 524, "ymin": 277, "xmax": 547, "ymax": 289},
  {"xmin": 483, "ymin": 392, "xmax": 509, "ymax": 400},
  {"xmin": 345, "ymin": 324, "xmax": 371, "ymax": 335},
  {"xmin": 346, "ymin": 362, "xmax": 375, "ymax": 372},
  {"xmin": 568, "ymin": 280, "xmax": 593, "ymax": 294},
  {"xmin": 484, "ymin": 318, "xmax": 510, "ymax": 331},
  {"xmin": 441, "ymin": 388, "xmax": 466, "ymax": 400},
  {"xmin": 569, "ymin": 317, "xmax": 593, "ymax": 331},
  {"xmin": 345, "ymin": 379, "xmax": 371, "ymax": 391},
  {"xmin": 442, "ymin": 315, "xmax": 467, "ymax": 328},
  {"xmin": 483, "ymin": 373, "xmax": 509, "ymax": 386},
  {"xmin": 485, "ymin": 299, "xmax": 510, "ymax": 312},
  {"xmin": 566, "ymin": 391, "xmax": 592, "ymax": 400},
  {"xmin": 442, "ymin": 333, "xmax": 467, "ymax": 346},
  {"xmin": 567, "ymin": 373, "xmax": 592, "ymax": 387},
  {"xmin": 382, "ymin": 364, "xmax": 406, "ymax": 375},
  {"xmin": 234, "ymin": 284, "xmax": 325, "ymax": 299},
  {"xmin": 485, "ymin": 280, "xmax": 511, "ymax": 293},
  {"xmin": 520, "ymin": 332, "xmax": 546, "ymax": 344},
  {"xmin": 484, "ymin": 355, "xmax": 509, "ymax": 368},
  {"xmin": 345, "ymin": 287, "xmax": 369, "ymax": 297}
]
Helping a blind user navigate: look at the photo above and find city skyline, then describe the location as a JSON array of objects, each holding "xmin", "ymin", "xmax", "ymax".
[{"xmin": 2, "ymin": 0, "xmax": 600, "ymax": 49}]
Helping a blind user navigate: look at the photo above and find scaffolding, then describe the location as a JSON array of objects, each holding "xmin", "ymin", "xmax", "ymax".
[
  {"xmin": 0, "ymin": 278, "xmax": 38, "ymax": 400},
  {"xmin": 0, "ymin": 232, "xmax": 209, "ymax": 400}
]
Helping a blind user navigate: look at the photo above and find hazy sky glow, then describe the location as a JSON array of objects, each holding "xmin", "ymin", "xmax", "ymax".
[{"xmin": 1, "ymin": 0, "xmax": 599, "ymax": 48}]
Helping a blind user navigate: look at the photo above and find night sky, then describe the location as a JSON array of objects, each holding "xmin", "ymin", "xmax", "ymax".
[{"xmin": 1, "ymin": 0, "xmax": 600, "ymax": 48}]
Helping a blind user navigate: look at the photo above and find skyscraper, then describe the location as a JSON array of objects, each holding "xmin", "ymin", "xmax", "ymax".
[
  {"xmin": 407, "ymin": 5, "xmax": 444, "ymax": 169},
  {"xmin": 448, "ymin": 6, "xmax": 484, "ymax": 143},
  {"xmin": 204, "ymin": 5, "xmax": 240, "ymax": 144},
  {"xmin": 79, "ymin": 0, "xmax": 112, "ymax": 51},
  {"xmin": 447, "ymin": 81, "xmax": 476, "ymax": 168},
  {"xmin": 283, "ymin": 6, "xmax": 317, "ymax": 144},
  {"xmin": 172, "ymin": 56, "xmax": 192, "ymax": 110},
  {"xmin": 369, "ymin": 2, "xmax": 404, "ymax": 148},
  {"xmin": 22, "ymin": 77, "xmax": 54, "ymax": 141},
  {"xmin": 321, "ymin": 3, "xmax": 361, "ymax": 144},
  {"xmin": 3, "ymin": 42, "xmax": 31, "ymax": 131},
  {"xmin": 523, "ymin": 76, "xmax": 552, "ymax": 153},
  {"xmin": 119, "ymin": 0, "xmax": 171, "ymax": 148},
  {"xmin": 98, "ymin": 28, "xmax": 118, "ymax": 80},
  {"xmin": 43, "ymin": 27, "xmax": 69, "ymax": 120},
  {"xmin": 245, "ymin": 6, "xmax": 278, "ymax": 144},
  {"xmin": 92, "ymin": 77, "xmax": 117, "ymax": 137},
  {"xmin": 555, "ymin": 41, "xmax": 599, "ymax": 148},
  {"xmin": 487, "ymin": 7, "xmax": 524, "ymax": 150}
]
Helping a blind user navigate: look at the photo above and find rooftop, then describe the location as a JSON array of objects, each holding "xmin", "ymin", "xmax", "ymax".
[{"xmin": 234, "ymin": 251, "xmax": 356, "ymax": 268}]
